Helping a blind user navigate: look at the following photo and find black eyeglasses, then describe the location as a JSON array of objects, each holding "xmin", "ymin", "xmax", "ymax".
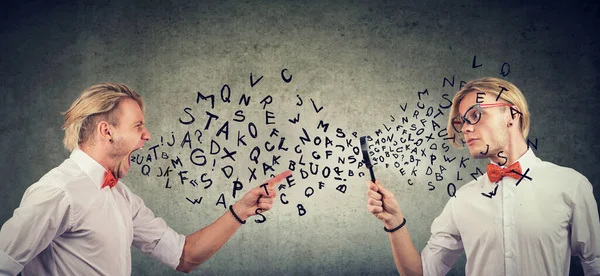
[{"xmin": 452, "ymin": 103, "xmax": 512, "ymax": 133}]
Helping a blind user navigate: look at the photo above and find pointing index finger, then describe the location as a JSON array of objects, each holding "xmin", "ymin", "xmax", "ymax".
[{"xmin": 265, "ymin": 170, "xmax": 292, "ymax": 188}]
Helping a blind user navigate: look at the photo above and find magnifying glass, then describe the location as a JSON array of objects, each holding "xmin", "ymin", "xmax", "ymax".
[{"xmin": 359, "ymin": 136, "xmax": 376, "ymax": 182}]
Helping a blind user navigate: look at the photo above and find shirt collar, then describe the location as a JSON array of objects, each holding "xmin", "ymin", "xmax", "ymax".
[
  {"xmin": 490, "ymin": 147, "xmax": 538, "ymax": 169},
  {"xmin": 70, "ymin": 148, "xmax": 113, "ymax": 189}
]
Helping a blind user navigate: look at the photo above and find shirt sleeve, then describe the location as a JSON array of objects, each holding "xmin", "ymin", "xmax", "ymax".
[
  {"xmin": 569, "ymin": 176, "xmax": 600, "ymax": 275},
  {"xmin": 0, "ymin": 182, "xmax": 73, "ymax": 275},
  {"xmin": 129, "ymin": 192, "xmax": 185, "ymax": 270},
  {"xmin": 421, "ymin": 197, "xmax": 464, "ymax": 276}
]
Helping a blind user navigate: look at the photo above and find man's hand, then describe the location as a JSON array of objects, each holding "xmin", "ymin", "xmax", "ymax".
[
  {"xmin": 232, "ymin": 170, "xmax": 292, "ymax": 221},
  {"xmin": 366, "ymin": 179, "xmax": 404, "ymax": 229}
]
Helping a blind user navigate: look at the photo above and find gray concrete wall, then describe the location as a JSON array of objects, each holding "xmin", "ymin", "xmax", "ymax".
[{"xmin": 1, "ymin": 0, "xmax": 598, "ymax": 275}]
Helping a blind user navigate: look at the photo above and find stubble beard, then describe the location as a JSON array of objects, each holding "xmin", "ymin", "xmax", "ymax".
[{"xmin": 108, "ymin": 138, "xmax": 130, "ymax": 178}]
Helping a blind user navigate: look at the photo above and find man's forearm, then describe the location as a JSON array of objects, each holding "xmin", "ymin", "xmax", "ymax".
[
  {"xmin": 386, "ymin": 221, "xmax": 423, "ymax": 276},
  {"xmin": 176, "ymin": 205, "xmax": 245, "ymax": 273}
]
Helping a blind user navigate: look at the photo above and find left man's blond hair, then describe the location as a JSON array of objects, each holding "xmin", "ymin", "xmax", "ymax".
[{"xmin": 62, "ymin": 82, "xmax": 145, "ymax": 151}]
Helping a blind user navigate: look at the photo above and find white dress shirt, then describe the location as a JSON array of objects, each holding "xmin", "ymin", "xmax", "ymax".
[
  {"xmin": 421, "ymin": 148, "xmax": 600, "ymax": 276},
  {"xmin": 0, "ymin": 148, "xmax": 186, "ymax": 275}
]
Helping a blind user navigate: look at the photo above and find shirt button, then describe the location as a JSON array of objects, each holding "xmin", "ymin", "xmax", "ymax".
[{"xmin": 506, "ymin": 252, "xmax": 514, "ymax": 258}]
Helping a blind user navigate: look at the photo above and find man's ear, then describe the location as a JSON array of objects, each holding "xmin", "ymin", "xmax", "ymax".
[
  {"xmin": 98, "ymin": 121, "xmax": 112, "ymax": 143},
  {"xmin": 508, "ymin": 105, "xmax": 522, "ymax": 126}
]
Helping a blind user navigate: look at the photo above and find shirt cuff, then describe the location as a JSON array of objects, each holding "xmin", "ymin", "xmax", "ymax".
[
  {"xmin": 0, "ymin": 250, "xmax": 23, "ymax": 275},
  {"xmin": 151, "ymin": 228, "xmax": 186, "ymax": 270}
]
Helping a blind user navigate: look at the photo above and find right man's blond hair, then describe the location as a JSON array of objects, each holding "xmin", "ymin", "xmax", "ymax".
[
  {"xmin": 62, "ymin": 82, "xmax": 145, "ymax": 151},
  {"xmin": 446, "ymin": 77, "xmax": 530, "ymax": 148}
]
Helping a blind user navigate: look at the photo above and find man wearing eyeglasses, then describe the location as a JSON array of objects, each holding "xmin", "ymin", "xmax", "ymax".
[{"xmin": 366, "ymin": 77, "xmax": 600, "ymax": 275}]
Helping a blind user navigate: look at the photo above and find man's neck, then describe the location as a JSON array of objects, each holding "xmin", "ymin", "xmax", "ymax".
[
  {"xmin": 490, "ymin": 138, "xmax": 528, "ymax": 166},
  {"xmin": 79, "ymin": 144, "xmax": 112, "ymax": 172}
]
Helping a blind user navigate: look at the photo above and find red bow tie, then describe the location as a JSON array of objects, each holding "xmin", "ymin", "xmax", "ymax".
[
  {"xmin": 486, "ymin": 162, "xmax": 522, "ymax": 183},
  {"xmin": 101, "ymin": 171, "xmax": 118, "ymax": 189}
]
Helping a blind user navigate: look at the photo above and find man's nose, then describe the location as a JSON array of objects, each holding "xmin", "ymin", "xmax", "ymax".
[
  {"xmin": 461, "ymin": 122, "xmax": 474, "ymax": 133},
  {"xmin": 142, "ymin": 128, "xmax": 151, "ymax": 141}
]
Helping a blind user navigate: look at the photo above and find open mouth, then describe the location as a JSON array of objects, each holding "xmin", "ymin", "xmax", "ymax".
[{"xmin": 128, "ymin": 147, "xmax": 144, "ymax": 166}]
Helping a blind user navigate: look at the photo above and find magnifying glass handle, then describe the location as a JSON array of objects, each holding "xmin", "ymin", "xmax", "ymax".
[{"xmin": 368, "ymin": 167, "xmax": 376, "ymax": 183}]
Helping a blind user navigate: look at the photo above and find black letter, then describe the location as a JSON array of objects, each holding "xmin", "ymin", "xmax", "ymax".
[
  {"xmin": 216, "ymin": 194, "xmax": 227, "ymax": 208},
  {"xmin": 472, "ymin": 55, "xmax": 482, "ymax": 68},
  {"xmin": 476, "ymin": 92, "xmax": 486, "ymax": 104},
  {"xmin": 250, "ymin": 72, "xmax": 263, "ymax": 87},
  {"xmin": 496, "ymin": 86, "xmax": 508, "ymax": 102},
  {"xmin": 232, "ymin": 178, "xmax": 243, "ymax": 198},
  {"xmin": 281, "ymin": 68, "xmax": 292, "ymax": 83},
  {"xmin": 179, "ymin": 107, "xmax": 195, "ymax": 125},
  {"xmin": 297, "ymin": 204, "xmax": 306, "ymax": 216}
]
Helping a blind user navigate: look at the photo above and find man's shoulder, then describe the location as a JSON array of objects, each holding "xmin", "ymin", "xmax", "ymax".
[
  {"xmin": 19, "ymin": 159, "xmax": 85, "ymax": 206},
  {"xmin": 37, "ymin": 158, "xmax": 88, "ymax": 189},
  {"xmin": 23, "ymin": 158, "xmax": 93, "ymax": 202},
  {"xmin": 533, "ymin": 158, "xmax": 588, "ymax": 183}
]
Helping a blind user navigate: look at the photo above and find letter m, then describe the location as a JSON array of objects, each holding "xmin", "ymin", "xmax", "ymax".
[
  {"xmin": 196, "ymin": 92, "xmax": 215, "ymax": 109},
  {"xmin": 317, "ymin": 120, "xmax": 330, "ymax": 133}
]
